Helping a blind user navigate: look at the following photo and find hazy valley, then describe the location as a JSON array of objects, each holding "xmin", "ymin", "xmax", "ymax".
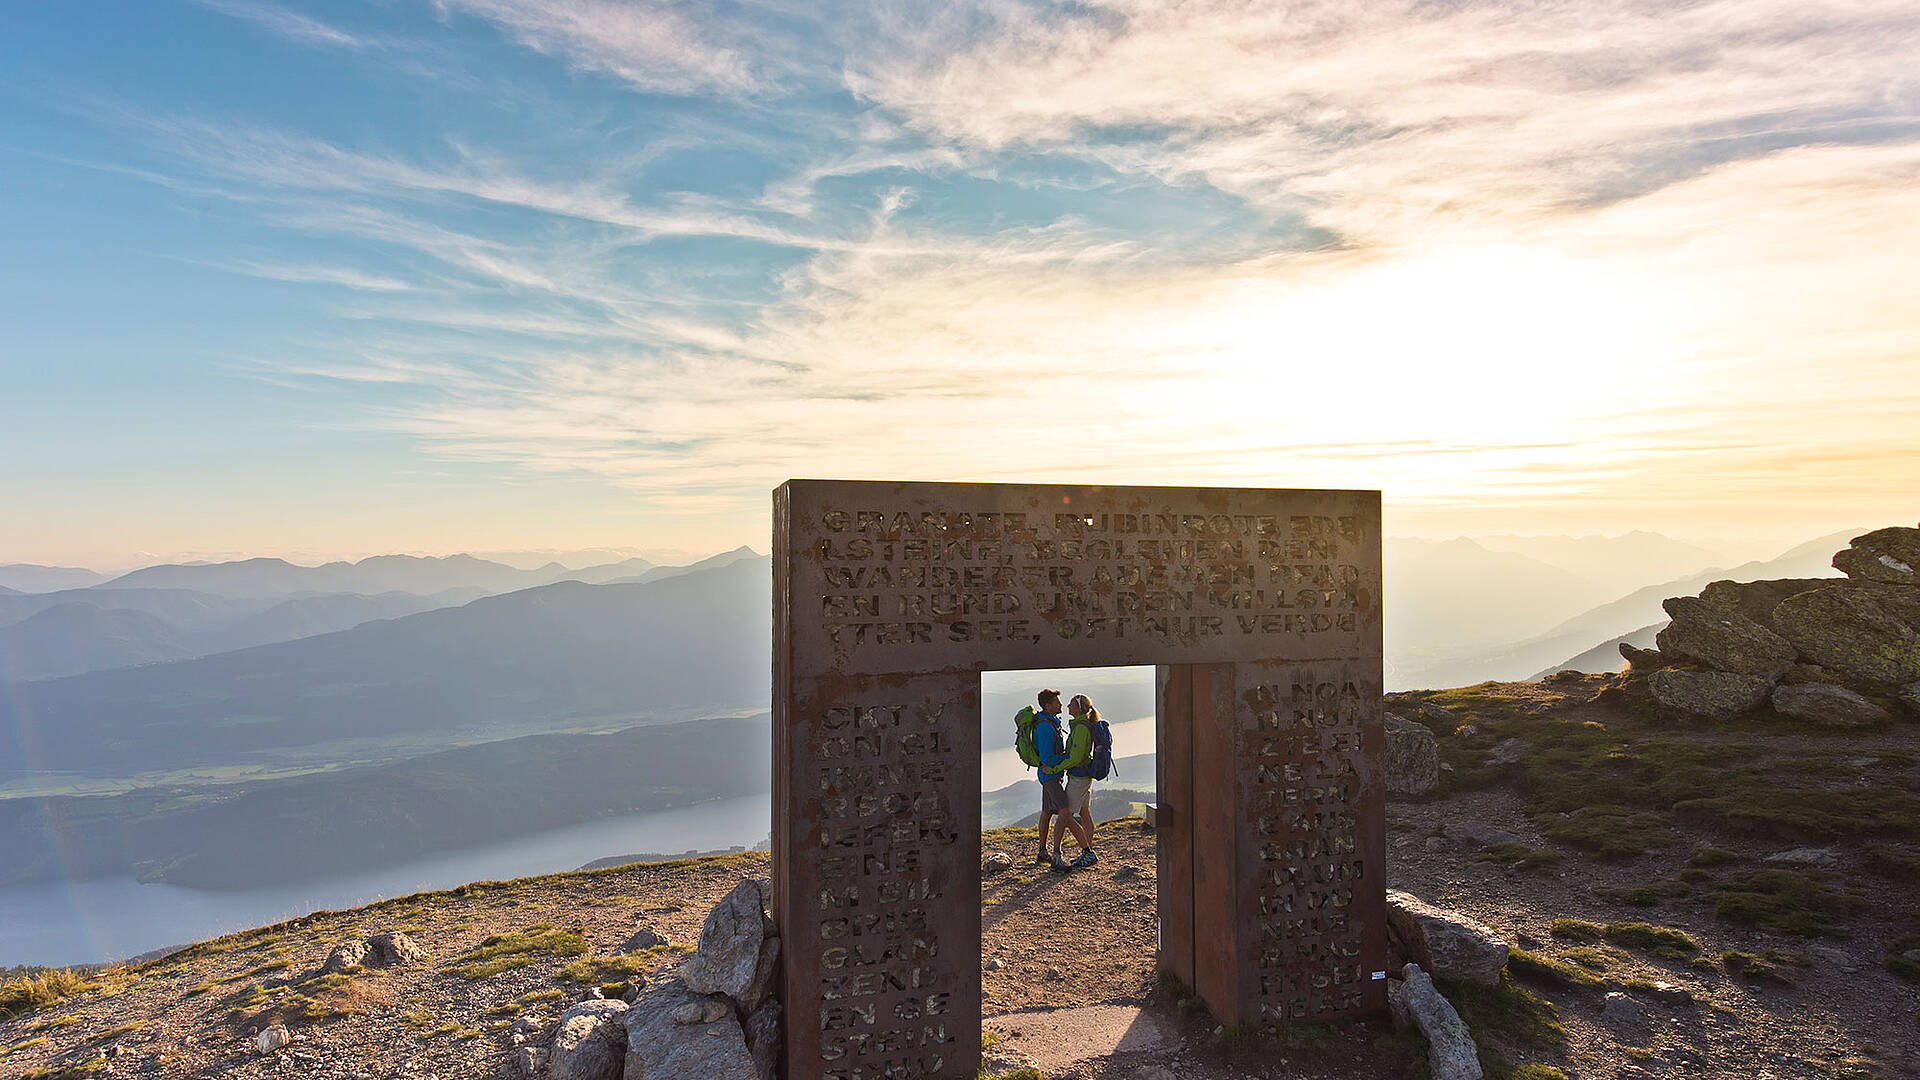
[{"xmin": 0, "ymin": 529, "xmax": 1867, "ymax": 968}]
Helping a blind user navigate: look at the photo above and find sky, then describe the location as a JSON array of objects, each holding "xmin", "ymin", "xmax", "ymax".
[{"xmin": 2, "ymin": 0, "xmax": 1917, "ymax": 568}]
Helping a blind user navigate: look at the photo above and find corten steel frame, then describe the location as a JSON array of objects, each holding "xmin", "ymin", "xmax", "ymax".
[{"xmin": 774, "ymin": 481, "xmax": 1385, "ymax": 1080}]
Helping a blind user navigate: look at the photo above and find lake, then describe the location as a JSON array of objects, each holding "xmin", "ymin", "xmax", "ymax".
[
  {"xmin": 0, "ymin": 794, "xmax": 771, "ymax": 968},
  {"xmin": 2, "ymin": 712, "xmax": 1158, "ymax": 968}
]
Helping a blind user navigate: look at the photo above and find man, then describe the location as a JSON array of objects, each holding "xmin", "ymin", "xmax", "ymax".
[{"xmin": 1032, "ymin": 688, "xmax": 1095, "ymax": 871}]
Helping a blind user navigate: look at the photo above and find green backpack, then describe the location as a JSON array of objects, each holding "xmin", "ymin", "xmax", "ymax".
[{"xmin": 1013, "ymin": 706, "xmax": 1043, "ymax": 768}]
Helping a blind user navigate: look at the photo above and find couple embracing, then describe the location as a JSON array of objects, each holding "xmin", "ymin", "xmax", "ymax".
[{"xmin": 1017, "ymin": 688, "xmax": 1115, "ymax": 873}]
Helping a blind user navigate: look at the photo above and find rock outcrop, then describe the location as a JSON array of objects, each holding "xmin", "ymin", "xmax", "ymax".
[
  {"xmin": 1655, "ymin": 595, "xmax": 1796, "ymax": 676},
  {"xmin": 1647, "ymin": 669, "xmax": 1773, "ymax": 720},
  {"xmin": 549, "ymin": 1000, "xmax": 629, "ymax": 1080},
  {"xmin": 680, "ymin": 880, "xmax": 777, "ymax": 1010},
  {"xmin": 1620, "ymin": 526, "xmax": 1920, "ymax": 722},
  {"xmin": 319, "ymin": 940, "xmax": 370, "ymax": 975},
  {"xmin": 366, "ymin": 931, "xmax": 424, "ymax": 967},
  {"xmin": 623, "ymin": 980, "xmax": 759, "ymax": 1080},
  {"xmin": 318, "ymin": 930, "xmax": 421, "ymax": 976},
  {"xmin": 1831, "ymin": 527, "xmax": 1920, "ymax": 586},
  {"xmin": 1384, "ymin": 712, "xmax": 1440, "ymax": 796},
  {"xmin": 1771, "ymin": 683, "xmax": 1892, "ymax": 728},
  {"xmin": 612, "ymin": 874, "xmax": 783, "ymax": 1080},
  {"xmin": 1385, "ymin": 890, "xmax": 1510, "ymax": 987}
]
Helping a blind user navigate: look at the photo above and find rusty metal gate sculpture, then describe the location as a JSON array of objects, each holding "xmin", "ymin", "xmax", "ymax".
[{"xmin": 773, "ymin": 481, "xmax": 1386, "ymax": 1080}]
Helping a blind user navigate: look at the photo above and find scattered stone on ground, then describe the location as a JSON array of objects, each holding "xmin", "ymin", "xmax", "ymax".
[
  {"xmin": 1484, "ymin": 737, "xmax": 1529, "ymax": 765},
  {"xmin": 320, "ymin": 940, "xmax": 370, "ymax": 975},
  {"xmin": 621, "ymin": 925, "xmax": 666, "ymax": 952},
  {"xmin": 1385, "ymin": 890, "xmax": 1510, "ymax": 986},
  {"xmin": 1398, "ymin": 964, "xmax": 1483, "ymax": 1080},
  {"xmin": 1764, "ymin": 846, "xmax": 1842, "ymax": 869},
  {"xmin": 255, "ymin": 1025, "xmax": 290, "ymax": 1055},
  {"xmin": 366, "ymin": 932, "xmax": 424, "ymax": 967},
  {"xmin": 1602, "ymin": 991, "xmax": 1651, "ymax": 1032},
  {"xmin": 548, "ymin": 999, "xmax": 627, "ymax": 1080},
  {"xmin": 1771, "ymin": 682, "xmax": 1893, "ymax": 727}
]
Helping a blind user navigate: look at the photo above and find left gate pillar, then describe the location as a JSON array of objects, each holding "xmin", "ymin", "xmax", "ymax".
[{"xmin": 774, "ymin": 486, "xmax": 983, "ymax": 1080}]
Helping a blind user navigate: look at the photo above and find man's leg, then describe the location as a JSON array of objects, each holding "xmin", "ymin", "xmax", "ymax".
[{"xmin": 1036, "ymin": 811, "xmax": 1054, "ymax": 862}]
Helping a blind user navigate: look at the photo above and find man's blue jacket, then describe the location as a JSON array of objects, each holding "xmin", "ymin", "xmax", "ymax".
[{"xmin": 1033, "ymin": 713, "xmax": 1068, "ymax": 783}]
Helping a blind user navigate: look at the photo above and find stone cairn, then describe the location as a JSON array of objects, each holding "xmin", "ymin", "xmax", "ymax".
[
  {"xmin": 1620, "ymin": 525, "xmax": 1920, "ymax": 726},
  {"xmin": 518, "ymin": 878, "xmax": 782, "ymax": 1080}
]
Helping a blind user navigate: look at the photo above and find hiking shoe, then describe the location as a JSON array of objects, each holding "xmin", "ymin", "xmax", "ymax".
[
  {"xmin": 1034, "ymin": 848, "xmax": 1052, "ymax": 865},
  {"xmin": 1049, "ymin": 854, "xmax": 1073, "ymax": 873},
  {"xmin": 1071, "ymin": 849, "xmax": 1099, "ymax": 868}
]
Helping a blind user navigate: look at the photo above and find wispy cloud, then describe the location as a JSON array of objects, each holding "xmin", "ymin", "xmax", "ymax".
[
  {"xmin": 213, "ymin": 258, "xmax": 416, "ymax": 291},
  {"xmin": 192, "ymin": 0, "xmax": 368, "ymax": 49},
  {"xmin": 57, "ymin": 0, "xmax": 1920, "ymax": 542},
  {"xmin": 431, "ymin": 0, "xmax": 770, "ymax": 96},
  {"xmin": 844, "ymin": 0, "xmax": 1920, "ymax": 242}
]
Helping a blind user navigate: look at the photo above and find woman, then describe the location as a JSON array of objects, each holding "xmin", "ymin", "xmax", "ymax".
[{"xmin": 1063, "ymin": 693, "xmax": 1103, "ymax": 865}]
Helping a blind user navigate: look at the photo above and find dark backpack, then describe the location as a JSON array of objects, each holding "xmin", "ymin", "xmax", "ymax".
[{"xmin": 1087, "ymin": 718, "xmax": 1114, "ymax": 780}]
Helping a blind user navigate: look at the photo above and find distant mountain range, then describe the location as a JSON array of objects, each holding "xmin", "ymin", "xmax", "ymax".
[
  {"xmin": 0, "ymin": 557, "xmax": 773, "ymax": 778},
  {"xmin": 0, "ymin": 564, "xmax": 110, "ymax": 593},
  {"xmin": 1468, "ymin": 531, "xmax": 1726, "ymax": 600},
  {"xmin": 0, "ymin": 548, "xmax": 761, "ymax": 681},
  {"xmin": 1392, "ymin": 528, "xmax": 1861, "ymax": 689}
]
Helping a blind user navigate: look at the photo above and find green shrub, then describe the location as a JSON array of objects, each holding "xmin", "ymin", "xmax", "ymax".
[
  {"xmin": 1888, "ymin": 931, "xmax": 1920, "ymax": 982},
  {"xmin": 1707, "ymin": 870, "xmax": 1862, "ymax": 937},
  {"xmin": 1722, "ymin": 949, "xmax": 1807, "ymax": 984},
  {"xmin": 0, "ymin": 969, "xmax": 92, "ymax": 1020},
  {"xmin": 1443, "ymin": 974, "xmax": 1566, "ymax": 1052},
  {"xmin": 1601, "ymin": 922, "xmax": 1699, "ymax": 954},
  {"xmin": 555, "ymin": 953, "xmax": 652, "ymax": 984},
  {"xmin": 1507, "ymin": 950, "xmax": 1604, "ymax": 993},
  {"xmin": 1676, "ymin": 786, "xmax": 1920, "ymax": 839},
  {"xmin": 1547, "ymin": 919, "xmax": 1602, "ymax": 944},
  {"xmin": 1470, "ymin": 843, "xmax": 1564, "ymax": 871},
  {"xmin": 1687, "ymin": 846, "xmax": 1742, "ymax": 867},
  {"xmin": 1540, "ymin": 806, "xmax": 1673, "ymax": 859},
  {"xmin": 1863, "ymin": 844, "xmax": 1920, "ymax": 884},
  {"xmin": 1558, "ymin": 945, "xmax": 1629, "ymax": 971},
  {"xmin": 449, "ymin": 925, "xmax": 587, "ymax": 979}
]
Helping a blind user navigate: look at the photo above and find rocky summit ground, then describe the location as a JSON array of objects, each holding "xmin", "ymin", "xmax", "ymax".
[{"xmin": 4, "ymin": 675, "xmax": 1919, "ymax": 1080}]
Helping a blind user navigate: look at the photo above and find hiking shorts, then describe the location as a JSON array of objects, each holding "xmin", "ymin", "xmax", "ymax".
[
  {"xmin": 1065, "ymin": 776, "xmax": 1092, "ymax": 815},
  {"xmin": 1040, "ymin": 775, "xmax": 1067, "ymax": 815}
]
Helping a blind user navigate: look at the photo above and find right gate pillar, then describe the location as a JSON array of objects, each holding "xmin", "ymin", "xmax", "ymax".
[{"xmin": 1157, "ymin": 657, "xmax": 1386, "ymax": 1025}]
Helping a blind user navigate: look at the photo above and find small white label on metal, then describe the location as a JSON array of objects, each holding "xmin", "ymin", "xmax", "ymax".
[{"xmin": 1371, "ymin": 970, "xmax": 1387, "ymax": 980}]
